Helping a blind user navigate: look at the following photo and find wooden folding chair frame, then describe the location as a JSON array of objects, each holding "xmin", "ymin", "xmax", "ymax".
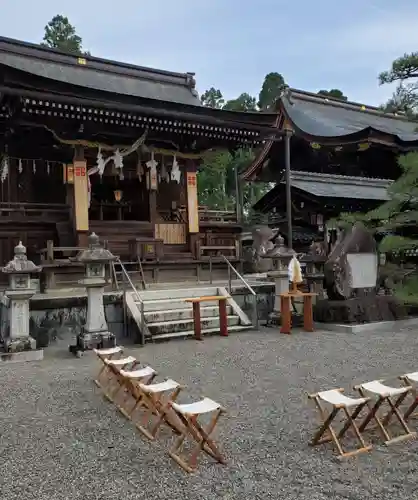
[
  {"xmin": 133, "ymin": 379, "xmax": 184, "ymax": 441},
  {"xmin": 111, "ymin": 366, "xmax": 157, "ymax": 415},
  {"xmin": 101, "ymin": 356, "xmax": 139, "ymax": 402},
  {"xmin": 355, "ymin": 381, "xmax": 416, "ymax": 445},
  {"xmin": 93, "ymin": 346, "xmax": 123, "ymax": 389},
  {"xmin": 168, "ymin": 400, "xmax": 227, "ymax": 473},
  {"xmin": 308, "ymin": 389, "xmax": 372, "ymax": 459},
  {"xmin": 399, "ymin": 374, "xmax": 418, "ymax": 422}
]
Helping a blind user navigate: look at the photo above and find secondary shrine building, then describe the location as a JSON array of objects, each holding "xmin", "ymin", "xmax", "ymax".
[
  {"xmin": 242, "ymin": 88, "xmax": 418, "ymax": 251},
  {"xmin": 0, "ymin": 36, "xmax": 278, "ymax": 285}
]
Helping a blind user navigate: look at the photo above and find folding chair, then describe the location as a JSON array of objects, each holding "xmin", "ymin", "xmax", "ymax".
[
  {"xmin": 399, "ymin": 372, "xmax": 418, "ymax": 421},
  {"xmin": 308, "ymin": 388, "xmax": 372, "ymax": 459},
  {"xmin": 355, "ymin": 380, "xmax": 416, "ymax": 445},
  {"xmin": 101, "ymin": 356, "xmax": 138, "ymax": 401},
  {"xmin": 115, "ymin": 366, "xmax": 157, "ymax": 418},
  {"xmin": 134, "ymin": 379, "xmax": 184, "ymax": 441},
  {"xmin": 168, "ymin": 397, "xmax": 227, "ymax": 473},
  {"xmin": 93, "ymin": 346, "xmax": 123, "ymax": 388}
]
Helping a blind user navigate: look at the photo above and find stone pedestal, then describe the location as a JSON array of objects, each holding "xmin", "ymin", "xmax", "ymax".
[
  {"xmin": 69, "ymin": 233, "xmax": 117, "ymax": 356},
  {"xmin": 267, "ymin": 270, "xmax": 289, "ymax": 317},
  {"xmin": 265, "ymin": 239, "xmax": 294, "ymax": 324},
  {"xmin": 1, "ymin": 242, "xmax": 42, "ymax": 354}
]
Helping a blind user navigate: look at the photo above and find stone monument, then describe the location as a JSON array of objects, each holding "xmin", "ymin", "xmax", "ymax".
[
  {"xmin": 69, "ymin": 233, "xmax": 117, "ymax": 356},
  {"xmin": 315, "ymin": 223, "xmax": 406, "ymax": 323},
  {"xmin": 1, "ymin": 241, "xmax": 42, "ymax": 359}
]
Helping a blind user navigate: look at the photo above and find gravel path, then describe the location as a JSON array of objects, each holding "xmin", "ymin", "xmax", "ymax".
[{"xmin": 1, "ymin": 327, "xmax": 418, "ymax": 500}]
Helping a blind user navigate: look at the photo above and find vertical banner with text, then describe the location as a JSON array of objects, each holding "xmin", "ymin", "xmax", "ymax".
[
  {"xmin": 186, "ymin": 171, "xmax": 199, "ymax": 233},
  {"xmin": 73, "ymin": 160, "xmax": 89, "ymax": 231}
]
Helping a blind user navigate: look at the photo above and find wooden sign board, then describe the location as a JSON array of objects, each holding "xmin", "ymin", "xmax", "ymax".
[{"xmin": 187, "ymin": 171, "xmax": 199, "ymax": 233}]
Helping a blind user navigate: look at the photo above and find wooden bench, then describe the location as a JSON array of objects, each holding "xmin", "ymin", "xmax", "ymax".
[
  {"xmin": 185, "ymin": 296, "xmax": 230, "ymax": 341},
  {"xmin": 280, "ymin": 292, "xmax": 317, "ymax": 334}
]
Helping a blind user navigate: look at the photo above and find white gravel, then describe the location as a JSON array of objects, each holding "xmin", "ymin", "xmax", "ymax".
[{"xmin": 1, "ymin": 326, "xmax": 418, "ymax": 500}]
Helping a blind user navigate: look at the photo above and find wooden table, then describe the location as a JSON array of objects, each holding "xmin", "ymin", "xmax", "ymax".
[
  {"xmin": 280, "ymin": 292, "xmax": 317, "ymax": 334},
  {"xmin": 184, "ymin": 296, "xmax": 230, "ymax": 341}
]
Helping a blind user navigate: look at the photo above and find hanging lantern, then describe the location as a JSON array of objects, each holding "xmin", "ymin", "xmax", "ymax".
[
  {"xmin": 18, "ymin": 159, "xmax": 23, "ymax": 174},
  {"xmin": 32, "ymin": 160, "xmax": 36, "ymax": 174},
  {"xmin": 47, "ymin": 161, "xmax": 51, "ymax": 175},
  {"xmin": 358, "ymin": 143, "xmax": 370, "ymax": 151},
  {"xmin": 114, "ymin": 189, "xmax": 123, "ymax": 202},
  {"xmin": 310, "ymin": 142, "xmax": 321, "ymax": 150}
]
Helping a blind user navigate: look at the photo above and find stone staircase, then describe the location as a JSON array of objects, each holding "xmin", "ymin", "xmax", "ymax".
[{"xmin": 124, "ymin": 286, "xmax": 253, "ymax": 342}]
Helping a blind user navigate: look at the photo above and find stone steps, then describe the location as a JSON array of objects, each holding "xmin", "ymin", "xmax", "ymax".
[
  {"xmin": 150, "ymin": 324, "xmax": 253, "ymax": 343},
  {"xmin": 143, "ymin": 305, "xmax": 232, "ymax": 323},
  {"xmin": 148, "ymin": 315, "xmax": 239, "ymax": 335},
  {"xmin": 125, "ymin": 285, "xmax": 252, "ymax": 343}
]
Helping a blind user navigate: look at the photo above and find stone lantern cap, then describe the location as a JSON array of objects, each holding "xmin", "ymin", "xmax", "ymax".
[
  {"xmin": 265, "ymin": 235, "xmax": 295, "ymax": 258},
  {"xmin": 1, "ymin": 241, "xmax": 42, "ymax": 274},
  {"xmin": 76, "ymin": 233, "xmax": 116, "ymax": 263}
]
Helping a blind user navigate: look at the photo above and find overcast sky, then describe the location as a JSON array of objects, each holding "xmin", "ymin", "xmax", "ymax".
[{"xmin": 1, "ymin": 0, "xmax": 417, "ymax": 106}]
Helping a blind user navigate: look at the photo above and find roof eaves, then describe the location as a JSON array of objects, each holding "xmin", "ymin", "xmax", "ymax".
[{"xmin": 0, "ymin": 35, "xmax": 195, "ymax": 89}]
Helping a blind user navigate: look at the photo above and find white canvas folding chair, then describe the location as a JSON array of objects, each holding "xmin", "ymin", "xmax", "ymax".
[
  {"xmin": 355, "ymin": 380, "xmax": 416, "ymax": 444},
  {"xmin": 134, "ymin": 379, "xmax": 184, "ymax": 441},
  {"xmin": 101, "ymin": 356, "xmax": 138, "ymax": 401},
  {"xmin": 308, "ymin": 388, "xmax": 372, "ymax": 459},
  {"xmin": 115, "ymin": 366, "xmax": 157, "ymax": 418},
  {"xmin": 399, "ymin": 372, "xmax": 418, "ymax": 421},
  {"xmin": 168, "ymin": 397, "xmax": 227, "ymax": 473},
  {"xmin": 93, "ymin": 346, "xmax": 123, "ymax": 388}
]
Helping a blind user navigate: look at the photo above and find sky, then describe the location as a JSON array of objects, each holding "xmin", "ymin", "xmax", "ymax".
[{"xmin": 1, "ymin": 0, "xmax": 417, "ymax": 106}]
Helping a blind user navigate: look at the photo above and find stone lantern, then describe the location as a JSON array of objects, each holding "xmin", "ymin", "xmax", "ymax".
[
  {"xmin": 265, "ymin": 236, "xmax": 294, "ymax": 323},
  {"xmin": 1, "ymin": 241, "xmax": 41, "ymax": 353},
  {"xmin": 69, "ymin": 233, "xmax": 116, "ymax": 355}
]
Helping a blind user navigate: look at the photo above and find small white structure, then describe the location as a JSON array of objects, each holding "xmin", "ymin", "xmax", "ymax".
[
  {"xmin": 70, "ymin": 233, "xmax": 116, "ymax": 355},
  {"xmin": 1, "ymin": 241, "xmax": 41, "ymax": 353}
]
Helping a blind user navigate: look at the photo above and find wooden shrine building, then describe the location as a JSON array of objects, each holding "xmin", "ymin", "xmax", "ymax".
[
  {"xmin": 242, "ymin": 88, "xmax": 418, "ymax": 248},
  {"xmin": 0, "ymin": 36, "xmax": 280, "ymax": 286}
]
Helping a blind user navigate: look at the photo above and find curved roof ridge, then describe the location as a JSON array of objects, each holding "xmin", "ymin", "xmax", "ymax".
[
  {"xmin": 0, "ymin": 35, "xmax": 195, "ymax": 86},
  {"xmin": 290, "ymin": 170, "xmax": 392, "ymax": 185},
  {"xmin": 287, "ymin": 87, "xmax": 417, "ymax": 125}
]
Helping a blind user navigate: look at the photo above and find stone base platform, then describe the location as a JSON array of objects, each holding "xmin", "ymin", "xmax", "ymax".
[
  {"xmin": 314, "ymin": 295, "xmax": 407, "ymax": 324},
  {"xmin": 317, "ymin": 317, "xmax": 418, "ymax": 334},
  {"xmin": 0, "ymin": 349, "xmax": 44, "ymax": 363}
]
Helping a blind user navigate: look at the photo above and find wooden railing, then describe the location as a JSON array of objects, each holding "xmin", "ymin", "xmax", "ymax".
[
  {"xmin": 199, "ymin": 209, "xmax": 237, "ymax": 223},
  {"xmin": 0, "ymin": 202, "xmax": 70, "ymax": 220}
]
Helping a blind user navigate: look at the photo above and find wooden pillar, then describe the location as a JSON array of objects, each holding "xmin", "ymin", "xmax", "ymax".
[
  {"xmin": 73, "ymin": 146, "xmax": 89, "ymax": 247},
  {"xmin": 284, "ymin": 130, "xmax": 292, "ymax": 250},
  {"xmin": 186, "ymin": 161, "xmax": 199, "ymax": 258},
  {"xmin": 186, "ymin": 161, "xmax": 199, "ymax": 233}
]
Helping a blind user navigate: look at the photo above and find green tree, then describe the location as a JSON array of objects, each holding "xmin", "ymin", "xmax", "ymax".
[
  {"xmin": 336, "ymin": 153, "xmax": 418, "ymax": 301},
  {"xmin": 379, "ymin": 52, "xmax": 418, "ymax": 116},
  {"xmin": 380, "ymin": 83, "xmax": 418, "ymax": 116},
  {"xmin": 317, "ymin": 89, "xmax": 348, "ymax": 101},
  {"xmin": 258, "ymin": 72, "xmax": 286, "ymax": 110},
  {"xmin": 223, "ymin": 93, "xmax": 257, "ymax": 111},
  {"xmin": 41, "ymin": 15, "xmax": 89, "ymax": 55},
  {"xmin": 368, "ymin": 152, "xmax": 418, "ymax": 301},
  {"xmin": 200, "ymin": 87, "xmax": 224, "ymax": 108},
  {"xmin": 379, "ymin": 53, "xmax": 418, "ymax": 83}
]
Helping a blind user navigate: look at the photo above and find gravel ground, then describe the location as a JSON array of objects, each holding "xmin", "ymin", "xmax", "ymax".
[{"xmin": 1, "ymin": 327, "xmax": 418, "ymax": 500}]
